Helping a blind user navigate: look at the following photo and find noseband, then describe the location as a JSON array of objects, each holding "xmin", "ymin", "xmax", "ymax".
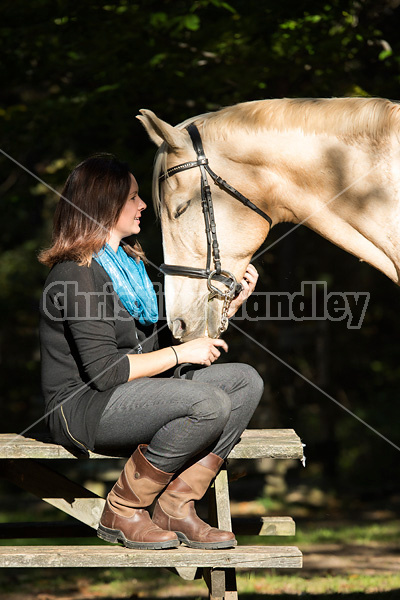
[{"xmin": 159, "ymin": 123, "xmax": 272, "ymax": 334}]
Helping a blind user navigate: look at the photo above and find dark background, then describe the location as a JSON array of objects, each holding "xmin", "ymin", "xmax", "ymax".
[{"xmin": 1, "ymin": 0, "xmax": 400, "ymax": 507}]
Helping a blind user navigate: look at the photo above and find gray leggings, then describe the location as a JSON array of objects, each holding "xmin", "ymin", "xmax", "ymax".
[{"xmin": 94, "ymin": 362, "xmax": 263, "ymax": 473}]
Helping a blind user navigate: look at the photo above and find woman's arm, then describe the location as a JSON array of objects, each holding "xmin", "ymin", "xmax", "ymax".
[
  {"xmin": 55, "ymin": 262, "xmax": 228, "ymax": 386},
  {"xmin": 127, "ymin": 337, "xmax": 228, "ymax": 380}
]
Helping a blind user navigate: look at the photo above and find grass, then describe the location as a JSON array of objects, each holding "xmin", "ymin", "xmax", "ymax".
[
  {"xmin": 238, "ymin": 573, "xmax": 400, "ymax": 596},
  {"xmin": 2, "ymin": 568, "xmax": 400, "ymax": 598}
]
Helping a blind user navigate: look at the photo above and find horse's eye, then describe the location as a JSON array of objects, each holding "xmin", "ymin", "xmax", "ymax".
[{"xmin": 174, "ymin": 200, "xmax": 191, "ymax": 219}]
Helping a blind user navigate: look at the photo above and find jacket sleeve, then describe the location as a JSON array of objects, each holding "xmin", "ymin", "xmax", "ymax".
[{"xmin": 56, "ymin": 264, "xmax": 130, "ymax": 391}]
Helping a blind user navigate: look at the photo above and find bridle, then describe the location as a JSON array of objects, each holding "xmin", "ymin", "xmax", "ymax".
[{"xmin": 159, "ymin": 122, "xmax": 272, "ymax": 334}]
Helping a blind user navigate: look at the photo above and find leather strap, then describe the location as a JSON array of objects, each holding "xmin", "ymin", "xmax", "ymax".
[
  {"xmin": 159, "ymin": 263, "xmax": 242, "ymax": 297},
  {"xmin": 156, "ymin": 122, "xmax": 271, "ymax": 303},
  {"xmin": 186, "ymin": 123, "xmax": 207, "ymax": 160},
  {"xmin": 160, "ymin": 123, "xmax": 273, "ymax": 226},
  {"xmin": 205, "ymin": 165, "xmax": 272, "ymax": 226},
  {"xmin": 158, "ymin": 159, "xmax": 208, "ymax": 182}
]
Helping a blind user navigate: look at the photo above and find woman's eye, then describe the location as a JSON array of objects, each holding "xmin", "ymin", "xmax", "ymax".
[{"xmin": 174, "ymin": 200, "xmax": 191, "ymax": 219}]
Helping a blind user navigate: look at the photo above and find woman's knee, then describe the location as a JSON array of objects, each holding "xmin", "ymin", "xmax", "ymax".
[
  {"xmin": 191, "ymin": 385, "xmax": 232, "ymax": 428},
  {"xmin": 242, "ymin": 363, "xmax": 264, "ymax": 398},
  {"xmin": 223, "ymin": 363, "xmax": 264, "ymax": 401},
  {"xmin": 226, "ymin": 363, "xmax": 264, "ymax": 416}
]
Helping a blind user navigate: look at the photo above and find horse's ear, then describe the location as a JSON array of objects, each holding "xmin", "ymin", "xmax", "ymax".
[{"xmin": 136, "ymin": 109, "xmax": 187, "ymax": 150}]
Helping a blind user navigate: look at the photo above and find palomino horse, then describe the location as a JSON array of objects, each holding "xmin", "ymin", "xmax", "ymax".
[{"xmin": 137, "ymin": 98, "xmax": 400, "ymax": 341}]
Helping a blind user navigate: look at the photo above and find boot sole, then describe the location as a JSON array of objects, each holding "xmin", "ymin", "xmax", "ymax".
[
  {"xmin": 175, "ymin": 531, "xmax": 237, "ymax": 550},
  {"xmin": 97, "ymin": 524, "xmax": 179, "ymax": 550}
]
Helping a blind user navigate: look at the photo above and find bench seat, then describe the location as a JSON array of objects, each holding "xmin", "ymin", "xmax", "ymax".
[
  {"xmin": 0, "ymin": 544, "xmax": 302, "ymax": 569},
  {"xmin": 0, "ymin": 429, "xmax": 304, "ymax": 460}
]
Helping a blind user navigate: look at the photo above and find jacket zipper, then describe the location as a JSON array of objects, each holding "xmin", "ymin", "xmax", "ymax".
[{"xmin": 61, "ymin": 406, "xmax": 89, "ymax": 452}]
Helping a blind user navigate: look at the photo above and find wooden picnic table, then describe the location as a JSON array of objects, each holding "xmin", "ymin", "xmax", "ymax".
[{"xmin": 0, "ymin": 429, "xmax": 304, "ymax": 600}]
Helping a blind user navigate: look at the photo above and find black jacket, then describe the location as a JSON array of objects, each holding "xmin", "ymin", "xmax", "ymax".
[{"xmin": 39, "ymin": 260, "xmax": 158, "ymax": 454}]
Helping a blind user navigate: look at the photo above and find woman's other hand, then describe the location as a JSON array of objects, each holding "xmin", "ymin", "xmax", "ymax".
[
  {"xmin": 176, "ymin": 337, "xmax": 228, "ymax": 366},
  {"xmin": 227, "ymin": 264, "xmax": 259, "ymax": 318}
]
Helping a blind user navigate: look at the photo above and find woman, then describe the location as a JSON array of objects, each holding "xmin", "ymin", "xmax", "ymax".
[{"xmin": 39, "ymin": 154, "xmax": 263, "ymax": 550}]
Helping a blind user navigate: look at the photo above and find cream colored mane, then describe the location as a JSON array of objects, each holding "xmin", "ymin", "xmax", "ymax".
[{"xmin": 153, "ymin": 97, "xmax": 400, "ymax": 214}]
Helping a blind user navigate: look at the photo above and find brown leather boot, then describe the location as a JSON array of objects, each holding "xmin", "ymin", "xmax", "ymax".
[
  {"xmin": 97, "ymin": 445, "xmax": 179, "ymax": 549},
  {"xmin": 152, "ymin": 453, "xmax": 237, "ymax": 549}
]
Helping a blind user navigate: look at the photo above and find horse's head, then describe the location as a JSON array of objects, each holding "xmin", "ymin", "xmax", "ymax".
[{"xmin": 137, "ymin": 109, "xmax": 270, "ymax": 341}]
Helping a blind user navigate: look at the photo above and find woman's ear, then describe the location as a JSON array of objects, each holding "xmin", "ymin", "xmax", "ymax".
[{"xmin": 136, "ymin": 109, "xmax": 188, "ymax": 150}]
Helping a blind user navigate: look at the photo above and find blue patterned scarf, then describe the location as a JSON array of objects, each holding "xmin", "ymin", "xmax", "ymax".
[{"xmin": 93, "ymin": 244, "xmax": 158, "ymax": 325}]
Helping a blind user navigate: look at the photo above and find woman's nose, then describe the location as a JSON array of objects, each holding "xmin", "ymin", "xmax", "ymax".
[{"xmin": 139, "ymin": 197, "xmax": 147, "ymax": 210}]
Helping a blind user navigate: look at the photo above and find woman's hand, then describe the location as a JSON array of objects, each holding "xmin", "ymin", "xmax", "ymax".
[
  {"xmin": 127, "ymin": 337, "xmax": 227, "ymax": 380},
  {"xmin": 227, "ymin": 264, "xmax": 259, "ymax": 318},
  {"xmin": 175, "ymin": 337, "xmax": 228, "ymax": 366}
]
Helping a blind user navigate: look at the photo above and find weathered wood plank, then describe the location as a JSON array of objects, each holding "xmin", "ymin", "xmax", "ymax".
[
  {"xmin": 0, "ymin": 430, "xmax": 304, "ymax": 460},
  {"xmin": 204, "ymin": 566, "xmax": 238, "ymax": 600},
  {"xmin": 176, "ymin": 467, "xmax": 235, "ymax": 584},
  {"xmin": 213, "ymin": 472, "xmax": 238, "ymax": 599},
  {"xmin": 213, "ymin": 467, "xmax": 233, "ymax": 532},
  {"xmin": 204, "ymin": 467, "xmax": 238, "ymax": 598},
  {"xmin": 0, "ymin": 459, "xmax": 105, "ymax": 528},
  {"xmin": 232, "ymin": 516, "xmax": 296, "ymax": 536},
  {"xmin": 259, "ymin": 517, "xmax": 296, "ymax": 536},
  {"xmin": 170, "ymin": 566, "xmax": 200, "ymax": 580},
  {"xmin": 0, "ymin": 545, "xmax": 302, "ymax": 569},
  {"xmin": 204, "ymin": 568, "xmax": 226, "ymax": 600}
]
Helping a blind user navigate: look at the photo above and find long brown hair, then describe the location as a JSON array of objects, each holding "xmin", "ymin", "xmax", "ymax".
[{"xmin": 38, "ymin": 153, "xmax": 146, "ymax": 268}]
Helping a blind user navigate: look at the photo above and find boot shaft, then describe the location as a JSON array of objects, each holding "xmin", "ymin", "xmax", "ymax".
[
  {"xmin": 156, "ymin": 452, "xmax": 223, "ymax": 518},
  {"xmin": 109, "ymin": 444, "xmax": 174, "ymax": 514},
  {"xmin": 152, "ymin": 453, "xmax": 236, "ymax": 549},
  {"xmin": 99, "ymin": 444, "xmax": 179, "ymax": 548},
  {"xmin": 177, "ymin": 452, "xmax": 224, "ymax": 501}
]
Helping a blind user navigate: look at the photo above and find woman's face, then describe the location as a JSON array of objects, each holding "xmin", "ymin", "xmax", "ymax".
[{"xmin": 109, "ymin": 174, "xmax": 147, "ymax": 245}]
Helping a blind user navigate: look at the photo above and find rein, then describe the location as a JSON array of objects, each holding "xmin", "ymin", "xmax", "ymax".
[{"xmin": 159, "ymin": 123, "xmax": 272, "ymax": 334}]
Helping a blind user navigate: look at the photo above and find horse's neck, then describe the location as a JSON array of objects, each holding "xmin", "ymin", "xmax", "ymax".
[{"xmin": 226, "ymin": 130, "xmax": 400, "ymax": 283}]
